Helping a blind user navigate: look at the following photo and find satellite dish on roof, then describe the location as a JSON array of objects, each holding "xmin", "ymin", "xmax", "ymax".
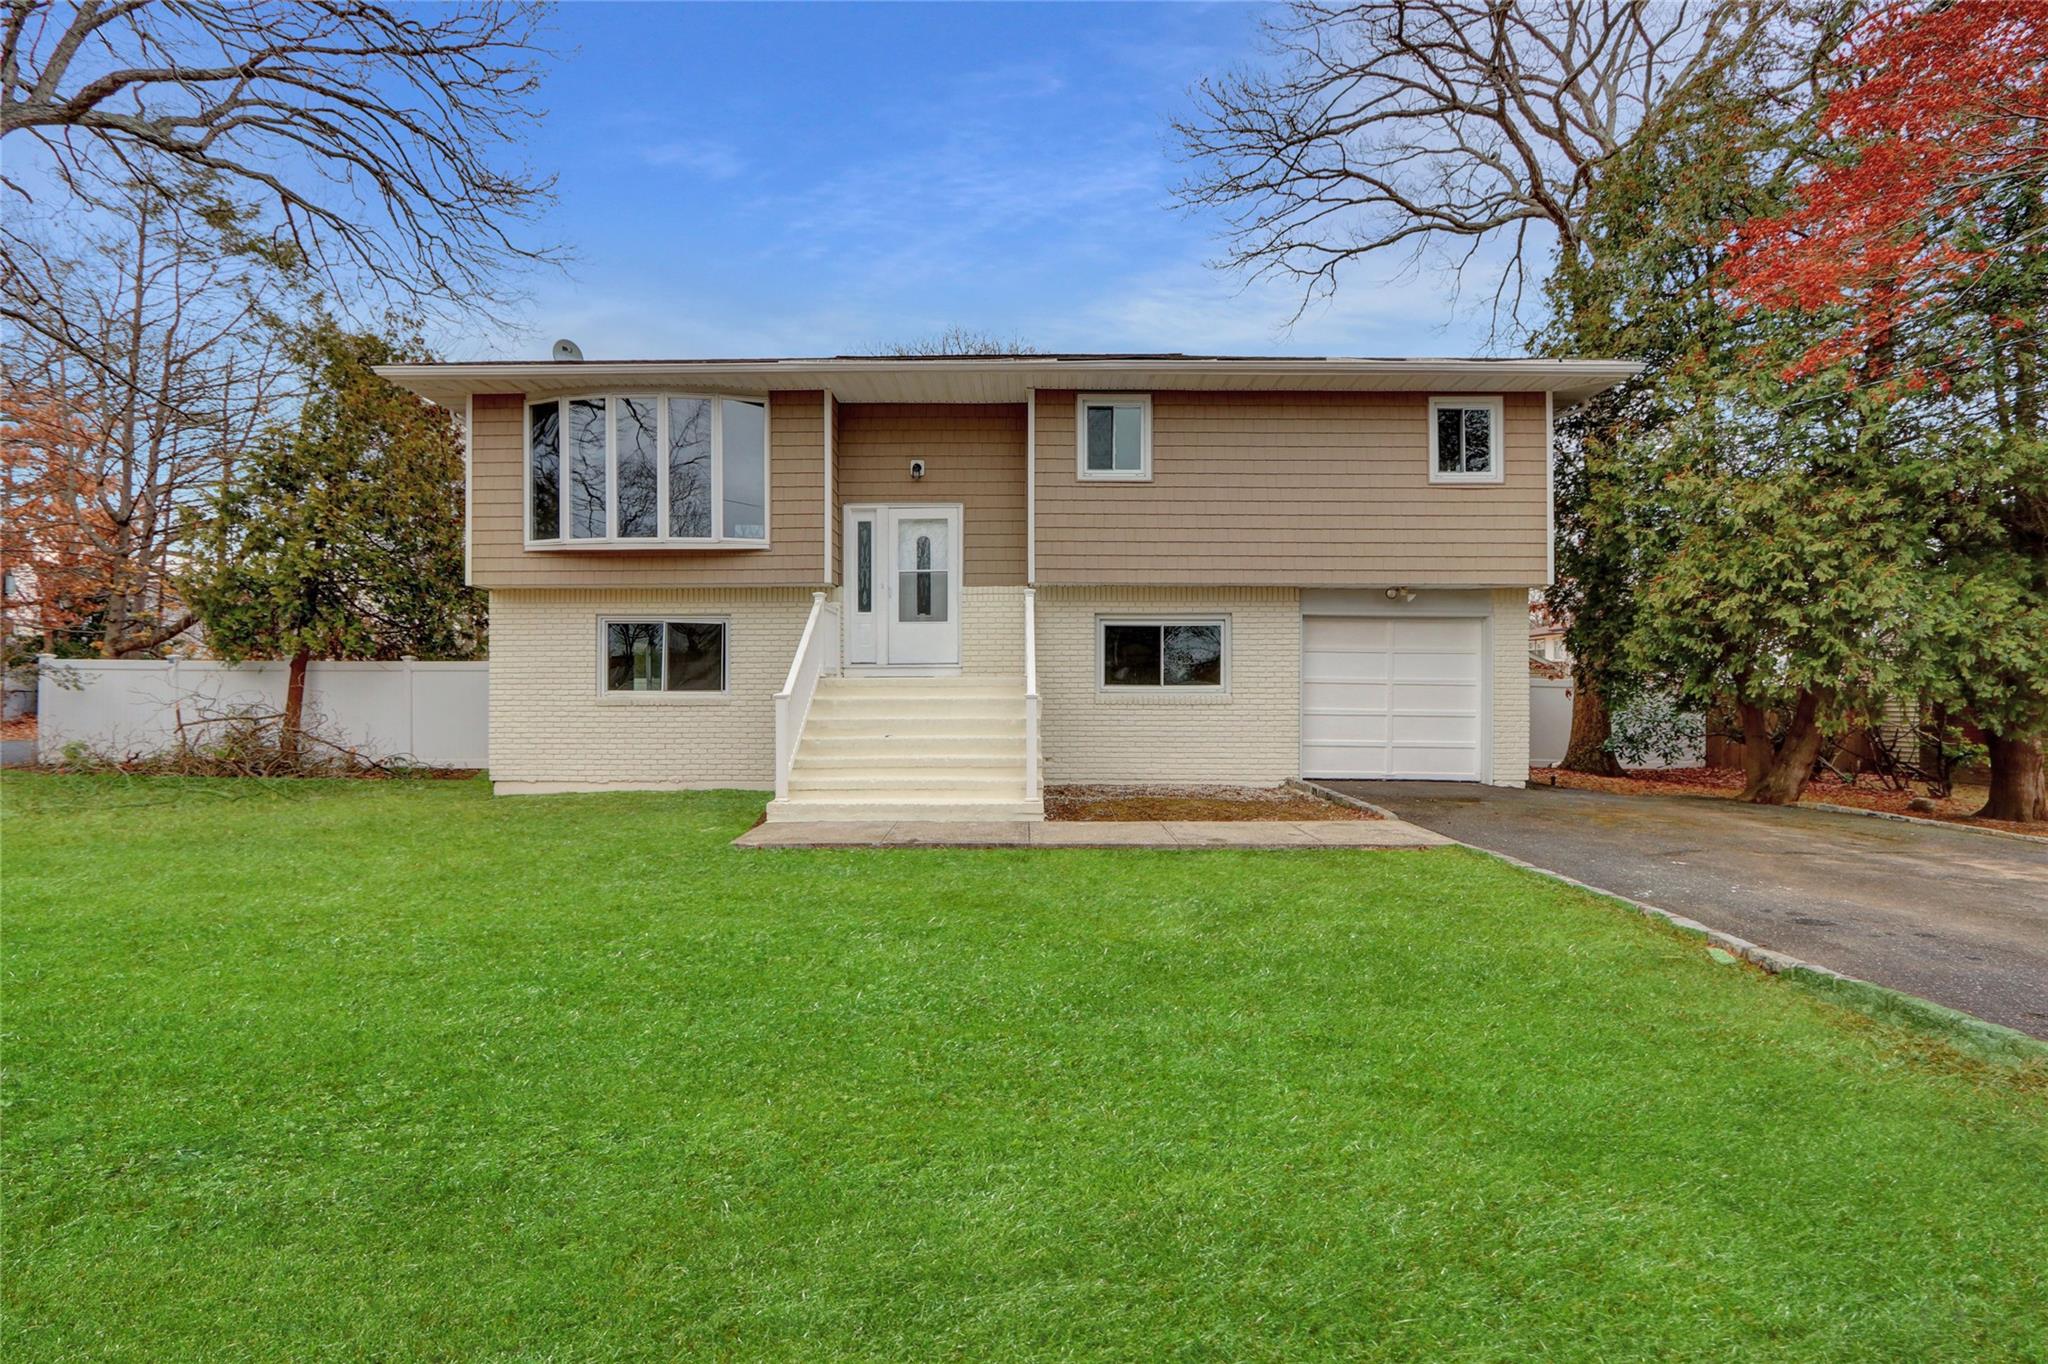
[{"xmin": 552, "ymin": 338, "xmax": 584, "ymax": 362}]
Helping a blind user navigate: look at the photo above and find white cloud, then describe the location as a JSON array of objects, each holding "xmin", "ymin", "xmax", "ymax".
[
  {"xmin": 636, "ymin": 141, "xmax": 746, "ymax": 180},
  {"xmin": 945, "ymin": 61, "xmax": 1067, "ymax": 103},
  {"xmin": 1051, "ymin": 252, "xmax": 1501, "ymax": 356}
]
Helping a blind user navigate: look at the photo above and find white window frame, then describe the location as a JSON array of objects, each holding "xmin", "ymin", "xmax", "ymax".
[
  {"xmin": 526, "ymin": 395, "xmax": 771, "ymax": 548},
  {"xmin": 1427, "ymin": 395, "xmax": 1506, "ymax": 485},
  {"xmin": 1075, "ymin": 393, "xmax": 1153, "ymax": 482},
  {"xmin": 1095, "ymin": 615, "xmax": 1229, "ymax": 693},
  {"xmin": 595, "ymin": 616, "xmax": 731, "ymax": 700}
]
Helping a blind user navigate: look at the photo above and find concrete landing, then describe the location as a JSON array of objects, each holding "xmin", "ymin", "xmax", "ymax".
[{"xmin": 734, "ymin": 818, "xmax": 1452, "ymax": 850}]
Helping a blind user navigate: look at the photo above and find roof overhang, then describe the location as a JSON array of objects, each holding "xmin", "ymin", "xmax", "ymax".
[{"xmin": 374, "ymin": 354, "xmax": 1643, "ymax": 409}]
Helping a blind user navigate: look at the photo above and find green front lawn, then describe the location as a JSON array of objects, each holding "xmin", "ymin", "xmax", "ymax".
[{"xmin": 4, "ymin": 775, "xmax": 2043, "ymax": 1361}]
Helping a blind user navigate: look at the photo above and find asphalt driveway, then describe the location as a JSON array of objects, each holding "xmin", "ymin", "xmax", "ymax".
[{"xmin": 1321, "ymin": 781, "xmax": 2048, "ymax": 1039}]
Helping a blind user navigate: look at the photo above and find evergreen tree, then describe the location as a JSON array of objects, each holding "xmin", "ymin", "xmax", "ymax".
[
  {"xmin": 1539, "ymin": 76, "xmax": 1792, "ymax": 780},
  {"xmin": 1722, "ymin": 0, "xmax": 2048, "ymax": 820},
  {"xmin": 186, "ymin": 317, "xmax": 483, "ymax": 760}
]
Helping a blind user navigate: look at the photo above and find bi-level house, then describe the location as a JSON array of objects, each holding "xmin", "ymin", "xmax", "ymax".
[{"xmin": 378, "ymin": 354, "xmax": 1636, "ymax": 821}]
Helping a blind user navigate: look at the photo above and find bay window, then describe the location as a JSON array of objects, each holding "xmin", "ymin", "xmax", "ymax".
[{"xmin": 528, "ymin": 395, "xmax": 769, "ymax": 545}]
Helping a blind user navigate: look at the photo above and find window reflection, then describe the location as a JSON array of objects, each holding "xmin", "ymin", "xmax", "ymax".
[
  {"xmin": 616, "ymin": 398, "xmax": 659, "ymax": 537},
  {"xmin": 529, "ymin": 401, "xmax": 559, "ymax": 536},
  {"xmin": 568, "ymin": 398, "xmax": 607, "ymax": 538},
  {"xmin": 667, "ymin": 398, "xmax": 711, "ymax": 538}
]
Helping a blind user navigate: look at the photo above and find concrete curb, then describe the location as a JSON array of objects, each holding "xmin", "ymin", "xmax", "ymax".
[
  {"xmin": 1459, "ymin": 842, "xmax": 1841, "ymax": 979},
  {"xmin": 1450, "ymin": 842, "xmax": 2045, "ymax": 1062},
  {"xmin": 1803, "ymin": 800, "xmax": 2048, "ymax": 846},
  {"xmin": 1288, "ymin": 778, "xmax": 1400, "ymax": 821},
  {"xmin": 734, "ymin": 816, "xmax": 1451, "ymax": 851}
]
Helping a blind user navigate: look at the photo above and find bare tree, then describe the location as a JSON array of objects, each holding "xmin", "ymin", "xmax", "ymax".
[
  {"xmin": 0, "ymin": 0, "xmax": 558, "ymax": 319},
  {"xmin": 1174, "ymin": 1, "xmax": 1837, "ymax": 777},
  {"xmin": 872, "ymin": 326, "xmax": 1041, "ymax": 357},
  {"xmin": 1173, "ymin": 0, "xmax": 1791, "ymax": 332},
  {"xmin": 0, "ymin": 177, "xmax": 290, "ymax": 656}
]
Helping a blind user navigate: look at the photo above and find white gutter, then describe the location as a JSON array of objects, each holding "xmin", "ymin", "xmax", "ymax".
[
  {"xmin": 380, "ymin": 354, "xmax": 1645, "ymax": 422},
  {"xmin": 1024, "ymin": 386, "xmax": 1036, "ymax": 585},
  {"xmin": 379, "ymin": 355, "xmax": 1644, "ymax": 385},
  {"xmin": 1545, "ymin": 389, "xmax": 1556, "ymax": 588},
  {"xmin": 822, "ymin": 389, "xmax": 835, "ymax": 585},
  {"xmin": 462, "ymin": 394, "xmax": 473, "ymax": 588}
]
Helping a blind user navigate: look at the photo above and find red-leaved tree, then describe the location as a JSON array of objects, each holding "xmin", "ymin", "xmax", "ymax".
[
  {"xmin": 1725, "ymin": 0, "xmax": 2048, "ymax": 822},
  {"xmin": 1725, "ymin": 0, "xmax": 2048, "ymax": 382},
  {"xmin": 0, "ymin": 384, "xmax": 118, "ymax": 652}
]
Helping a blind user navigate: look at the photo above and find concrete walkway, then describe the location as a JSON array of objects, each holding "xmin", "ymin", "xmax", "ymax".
[{"xmin": 735, "ymin": 818, "xmax": 1452, "ymax": 850}]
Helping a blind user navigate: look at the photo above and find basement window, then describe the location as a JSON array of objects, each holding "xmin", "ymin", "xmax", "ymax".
[
  {"xmin": 1098, "ymin": 618, "xmax": 1226, "ymax": 690},
  {"xmin": 600, "ymin": 619, "xmax": 728, "ymax": 695}
]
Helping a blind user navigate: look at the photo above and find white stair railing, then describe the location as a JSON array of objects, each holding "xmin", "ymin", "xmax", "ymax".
[
  {"xmin": 1022, "ymin": 587, "xmax": 1041, "ymax": 802},
  {"xmin": 774, "ymin": 591, "xmax": 841, "ymax": 801}
]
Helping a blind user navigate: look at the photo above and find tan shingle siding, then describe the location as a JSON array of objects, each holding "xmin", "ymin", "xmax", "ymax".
[
  {"xmin": 1032, "ymin": 389, "xmax": 1549, "ymax": 586},
  {"xmin": 834, "ymin": 403, "xmax": 1026, "ymax": 586},
  {"xmin": 470, "ymin": 387, "xmax": 1546, "ymax": 592}
]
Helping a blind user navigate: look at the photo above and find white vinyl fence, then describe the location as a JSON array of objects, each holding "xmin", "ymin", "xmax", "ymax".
[
  {"xmin": 1530, "ymin": 675, "xmax": 1705, "ymax": 770},
  {"xmin": 37, "ymin": 656, "xmax": 488, "ymax": 768},
  {"xmin": 1530, "ymin": 676, "xmax": 1577, "ymax": 768}
]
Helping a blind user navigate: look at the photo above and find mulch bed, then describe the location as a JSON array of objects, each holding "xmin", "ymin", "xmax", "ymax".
[
  {"xmin": 1045, "ymin": 784, "xmax": 1371, "ymax": 822},
  {"xmin": 1, "ymin": 717, "xmax": 36, "ymax": 742},
  {"xmin": 1533, "ymin": 766, "xmax": 2048, "ymax": 838}
]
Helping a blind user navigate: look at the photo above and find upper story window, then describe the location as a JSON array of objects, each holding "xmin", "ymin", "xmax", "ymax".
[
  {"xmin": 528, "ymin": 395, "xmax": 768, "ymax": 546},
  {"xmin": 1076, "ymin": 393, "xmax": 1151, "ymax": 481},
  {"xmin": 1428, "ymin": 396, "xmax": 1505, "ymax": 484}
]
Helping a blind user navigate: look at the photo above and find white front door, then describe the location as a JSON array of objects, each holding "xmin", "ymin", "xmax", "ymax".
[
  {"xmin": 842, "ymin": 505, "xmax": 961, "ymax": 669},
  {"xmin": 1300, "ymin": 615, "xmax": 1486, "ymax": 779}
]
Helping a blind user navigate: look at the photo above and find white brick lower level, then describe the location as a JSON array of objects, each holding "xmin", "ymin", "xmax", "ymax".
[
  {"xmin": 487, "ymin": 587, "xmax": 812, "ymax": 792},
  {"xmin": 1036, "ymin": 586, "xmax": 1304, "ymax": 786},
  {"xmin": 485, "ymin": 583, "xmax": 1533, "ymax": 794}
]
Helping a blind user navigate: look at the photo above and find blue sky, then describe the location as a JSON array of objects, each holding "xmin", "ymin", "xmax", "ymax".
[{"xmin": 501, "ymin": 1, "xmax": 1514, "ymax": 362}]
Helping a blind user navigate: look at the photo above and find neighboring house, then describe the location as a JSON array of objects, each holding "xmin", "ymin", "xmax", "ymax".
[
  {"xmin": 1, "ymin": 566, "xmax": 30, "ymax": 634},
  {"xmin": 377, "ymin": 354, "xmax": 1637, "ymax": 820},
  {"xmin": 1529, "ymin": 610, "xmax": 1571, "ymax": 669}
]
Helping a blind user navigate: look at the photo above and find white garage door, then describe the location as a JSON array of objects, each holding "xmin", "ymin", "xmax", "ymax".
[{"xmin": 1301, "ymin": 615, "xmax": 1485, "ymax": 780}]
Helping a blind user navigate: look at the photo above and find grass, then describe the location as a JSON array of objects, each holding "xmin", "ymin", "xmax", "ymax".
[{"xmin": 4, "ymin": 774, "xmax": 2045, "ymax": 1362}]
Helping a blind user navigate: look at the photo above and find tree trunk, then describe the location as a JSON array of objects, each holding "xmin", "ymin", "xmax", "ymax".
[
  {"xmin": 1979, "ymin": 733, "xmax": 2047, "ymax": 823},
  {"xmin": 1738, "ymin": 690, "xmax": 1825, "ymax": 805},
  {"xmin": 1561, "ymin": 671, "xmax": 1625, "ymax": 776},
  {"xmin": 280, "ymin": 647, "xmax": 311, "ymax": 766},
  {"xmin": 1737, "ymin": 701, "xmax": 1773, "ymax": 792}
]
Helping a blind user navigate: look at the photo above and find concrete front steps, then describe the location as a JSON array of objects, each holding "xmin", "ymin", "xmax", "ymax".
[{"xmin": 764, "ymin": 675, "xmax": 1043, "ymax": 823}]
